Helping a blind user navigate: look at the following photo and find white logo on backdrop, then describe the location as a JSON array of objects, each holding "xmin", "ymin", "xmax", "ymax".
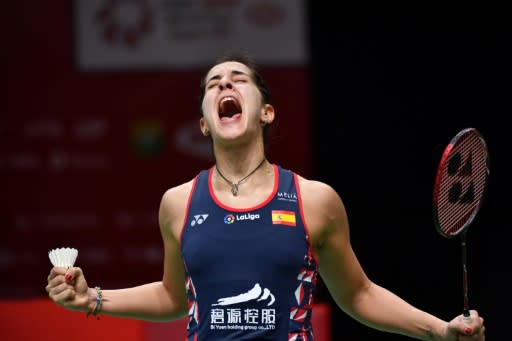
[{"xmin": 76, "ymin": 0, "xmax": 307, "ymax": 69}]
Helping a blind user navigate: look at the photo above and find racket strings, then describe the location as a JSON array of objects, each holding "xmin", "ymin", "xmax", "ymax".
[{"xmin": 435, "ymin": 132, "xmax": 488, "ymax": 236}]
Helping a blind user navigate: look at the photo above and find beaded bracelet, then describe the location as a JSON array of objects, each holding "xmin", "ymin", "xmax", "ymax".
[{"xmin": 86, "ymin": 286, "xmax": 103, "ymax": 319}]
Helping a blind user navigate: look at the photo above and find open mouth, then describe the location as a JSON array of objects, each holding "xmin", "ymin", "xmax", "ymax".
[{"xmin": 218, "ymin": 96, "xmax": 242, "ymax": 119}]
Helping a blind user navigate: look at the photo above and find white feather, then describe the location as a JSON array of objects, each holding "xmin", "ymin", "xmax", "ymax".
[{"xmin": 48, "ymin": 247, "xmax": 78, "ymax": 268}]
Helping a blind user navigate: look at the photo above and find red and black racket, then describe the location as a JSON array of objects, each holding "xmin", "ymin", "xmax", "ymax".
[{"xmin": 433, "ymin": 127, "xmax": 489, "ymax": 320}]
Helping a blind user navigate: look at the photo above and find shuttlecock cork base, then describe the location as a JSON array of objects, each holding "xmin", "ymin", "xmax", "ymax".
[{"xmin": 48, "ymin": 247, "xmax": 78, "ymax": 268}]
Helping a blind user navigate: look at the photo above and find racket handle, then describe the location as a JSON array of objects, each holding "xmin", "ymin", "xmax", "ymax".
[
  {"xmin": 463, "ymin": 309, "xmax": 472, "ymax": 323},
  {"xmin": 461, "ymin": 232, "xmax": 471, "ymax": 324}
]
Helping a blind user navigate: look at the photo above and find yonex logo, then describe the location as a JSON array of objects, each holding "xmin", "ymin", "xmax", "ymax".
[{"xmin": 191, "ymin": 214, "xmax": 208, "ymax": 226}]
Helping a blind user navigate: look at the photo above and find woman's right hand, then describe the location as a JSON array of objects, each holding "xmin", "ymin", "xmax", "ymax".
[{"xmin": 46, "ymin": 266, "xmax": 91, "ymax": 312}]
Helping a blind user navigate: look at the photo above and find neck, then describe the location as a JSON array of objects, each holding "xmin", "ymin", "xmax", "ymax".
[
  {"xmin": 214, "ymin": 157, "xmax": 268, "ymax": 197},
  {"xmin": 213, "ymin": 139, "xmax": 266, "ymax": 174}
]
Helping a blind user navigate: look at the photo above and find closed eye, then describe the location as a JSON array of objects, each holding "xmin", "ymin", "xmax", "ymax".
[{"xmin": 207, "ymin": 81, "xmax": 218, "ymax": 89}]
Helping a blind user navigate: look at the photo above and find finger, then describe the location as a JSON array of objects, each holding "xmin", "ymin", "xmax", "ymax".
[
  {"xmin": 475, "ymin": 323, "xmax": 485, "ymax": 340},
  {"xmin": 463, "ymin": 311, "xmax": 482, "ymax": 327},
  {"xmin": 468, "ymin": 315, "xmax": 484, "ymax": 332},
  {"xmin": 460, "ymin": 316, "xmax": 485, "ymax": 340},
  {"xmin": 469, "ymin": 309, "xmax": 480, "ymax": 319},
  {"xmin": 64, "ymin": 267, "xmax": 83, "ymax": 282},
  {"xmin": 47, "ymin": 271, "xmax": 66, "ymax": 290},
  {"xmin": 47, "ymin": 266, "xmax": 67, "ymax": 281},
  {"xmin": 47, "ymin": 280, "xmax": 72, "ymax": 296},
  {"xmin": 53, "ymin": 287, "xmax": 76, "ymax": 305},
  {"xmin": 48, "ymin": 282, "xmax": 76, "ymax": 302}
]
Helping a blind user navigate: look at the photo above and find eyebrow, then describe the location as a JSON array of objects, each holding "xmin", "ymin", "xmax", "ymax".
[{"xmin": 206, "ymin": 69, "xmax": 249, "ymax": 85}]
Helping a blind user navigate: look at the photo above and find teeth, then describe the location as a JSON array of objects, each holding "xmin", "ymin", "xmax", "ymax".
[{"xmin": 220, "ymin": 96, "xmax": 235, "ymax": 104}]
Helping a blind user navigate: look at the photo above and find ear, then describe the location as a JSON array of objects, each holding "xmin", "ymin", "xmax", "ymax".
[
  {"xmin": 260, "ymin": 104, "xmax": 275, "ymax": 125},
  {"xmin": 199, "ymin": 118, "xmax": 210, "ymax": 136}
]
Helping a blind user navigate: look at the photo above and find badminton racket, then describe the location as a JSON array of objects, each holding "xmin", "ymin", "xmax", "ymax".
[{"xmin": 432, "ymin": 127, "xmax": 489, "ymax": 321}]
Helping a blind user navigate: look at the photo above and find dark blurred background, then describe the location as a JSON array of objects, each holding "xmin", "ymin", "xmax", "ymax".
[
  {"xmin": 1, "ymin": 1, "xmax": 508, "ymax": 340},
  {"xmin": 308, "ymin": 7, "xmax": 509, "ymax": 341}
]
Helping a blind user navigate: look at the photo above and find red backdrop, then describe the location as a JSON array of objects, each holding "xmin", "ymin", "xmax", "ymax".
[{"xmin": 1, "ymin": 2, "xmax": 312, "ymax": 298}]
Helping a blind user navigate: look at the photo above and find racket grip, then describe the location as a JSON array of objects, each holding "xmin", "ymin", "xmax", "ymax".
[{"xmin": 463, "ymin": 310, "xmax": 472, "ymax": 324}]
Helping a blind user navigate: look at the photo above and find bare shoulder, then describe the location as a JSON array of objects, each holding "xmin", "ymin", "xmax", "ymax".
[
  {"xmin": 296, "ymin": 175, "xmax": 348, "ymax": 246},
  {"xmin": 161, "ymin": 178, "xmax": 195, "ymax": 207},
  {"xmin": 296, "ymin": 175, "xmax": 345, "ymax": 210},
  {"xmin": 159, "ymin": 178, "xmax": 196, "ymax": 238}
]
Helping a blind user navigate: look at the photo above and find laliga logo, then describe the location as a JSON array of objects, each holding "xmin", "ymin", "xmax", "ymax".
[
  {"xmin": 224, "ymin": 214, "xmax": 235, "ymax": 224},
  {"xmin": 224, "ymin": 213, "xmax": 260, "ymax": 224}
]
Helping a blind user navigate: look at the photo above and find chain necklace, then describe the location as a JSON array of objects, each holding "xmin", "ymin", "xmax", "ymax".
[{"xmin": 215, "ymin": 158, "xmax": 267, "ymax": 196}]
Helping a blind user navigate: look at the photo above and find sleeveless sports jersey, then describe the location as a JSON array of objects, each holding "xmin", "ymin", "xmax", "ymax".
[{"xmin": 180, "ymin": 164, "xmax": 319, "ymax": 341}]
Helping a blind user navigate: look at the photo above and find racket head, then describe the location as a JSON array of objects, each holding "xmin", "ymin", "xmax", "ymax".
[{"xmin": 433, "ymin": 127, "xmax": 490, "ymax": 238}]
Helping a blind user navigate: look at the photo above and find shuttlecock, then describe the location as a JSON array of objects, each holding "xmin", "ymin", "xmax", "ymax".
[{"xmin": 48, "ymin": 247, "xmax": 78, "ymax": 268}]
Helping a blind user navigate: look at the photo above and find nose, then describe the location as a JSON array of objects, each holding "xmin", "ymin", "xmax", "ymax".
[{"xmin": 218, "ymin": 76, "xmax": 233, "ymax": 90}]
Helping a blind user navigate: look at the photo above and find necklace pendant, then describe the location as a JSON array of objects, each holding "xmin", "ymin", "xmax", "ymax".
[
  {"xmin": 231, "ymin": 184, "xmax": 239, "ymax": 196},
  {"xmin": 215, "ymin": 158, "xmax": 266, "ymax": 197}
]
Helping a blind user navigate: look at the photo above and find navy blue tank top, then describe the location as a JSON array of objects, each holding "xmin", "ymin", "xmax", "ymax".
[{"xmin": 180, "ymin": 164, "xmax": 319, "ymax": 341}]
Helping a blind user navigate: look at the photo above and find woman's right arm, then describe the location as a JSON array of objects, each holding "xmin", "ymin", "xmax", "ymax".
[{"xmin": 45, "ymin": 182, "xmax": 192, "ymax": 322}]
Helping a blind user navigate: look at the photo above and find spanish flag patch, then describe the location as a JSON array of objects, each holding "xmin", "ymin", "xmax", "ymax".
[{"xmin": 271, "ymin": 210, "xmax": 296, "ymax": 227}]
